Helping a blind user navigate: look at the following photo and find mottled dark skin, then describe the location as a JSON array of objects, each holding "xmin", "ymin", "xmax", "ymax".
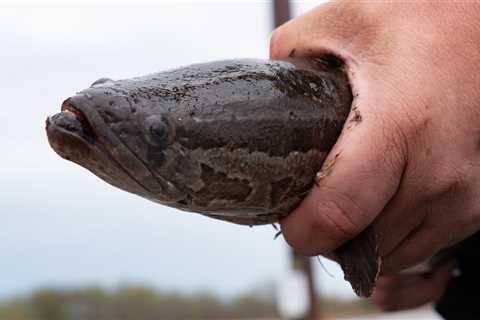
[{"xmin": 46, "ymin": 57, "xmax": 378, "ymax": 297}]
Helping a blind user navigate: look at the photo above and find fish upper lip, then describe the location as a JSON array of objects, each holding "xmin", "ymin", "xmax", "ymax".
[{"xmin": 48, "ymin": 99, "xmax": 97, "ymax": 144}]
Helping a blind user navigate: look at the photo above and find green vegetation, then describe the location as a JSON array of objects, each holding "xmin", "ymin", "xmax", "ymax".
[{"xmin": 0, "ymin": 285, "xmax": 375, "ymax": 319}]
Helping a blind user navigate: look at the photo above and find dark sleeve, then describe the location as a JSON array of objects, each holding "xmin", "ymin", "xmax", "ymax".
[{"xmin": 435, "ymin": 232, "xmax": 480, "ymax": 320}]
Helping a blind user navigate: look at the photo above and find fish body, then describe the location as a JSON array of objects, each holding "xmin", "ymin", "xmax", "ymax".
[{"xmin": 46, "ymin": 57, "xmax": 378, "ymax": 296}]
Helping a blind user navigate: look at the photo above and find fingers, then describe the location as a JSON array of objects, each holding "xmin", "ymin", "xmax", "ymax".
[
  {"xmin": 280, "ymin": 109, "xmax": 406, "ymax": 255},
  {"xmin": 379, "ymin": 173, "xmax": 477, "ymax": 273},
  {"xmin": 373, "ymin": 262, "xmax": 455, "ymax": 312},
  {"xmin": 382, "ymin": 221, "xmax": 471, "ymax": 273}
]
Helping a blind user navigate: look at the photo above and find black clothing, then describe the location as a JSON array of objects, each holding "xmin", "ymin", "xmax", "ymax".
[{"xmin": 435, "ymin": 232, "xmax": 480, "ymax": 320}]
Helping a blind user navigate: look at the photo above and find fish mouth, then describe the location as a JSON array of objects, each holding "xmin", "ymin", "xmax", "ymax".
[
  {"xmin": 46, "ymin": 95, "xmax": 181, "ymax": 202},
  {"xmin": 46, "ymin": 99, "xmax": 96, "ymax": 145}
]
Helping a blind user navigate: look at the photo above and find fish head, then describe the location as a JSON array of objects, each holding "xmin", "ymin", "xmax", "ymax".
[{"xmin": 46, "ymin": 78, "xmax": 186, "ymax": 204}]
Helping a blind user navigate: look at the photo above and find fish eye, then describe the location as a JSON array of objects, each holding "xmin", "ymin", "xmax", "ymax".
[{"xmin": 144, "ymin": 115, "xmax": 170, "ymax": 148}]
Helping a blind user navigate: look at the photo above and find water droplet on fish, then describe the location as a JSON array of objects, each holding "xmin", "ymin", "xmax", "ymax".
[{"xmin": 91, "ymin": 77, "xmax": 114, "ymax": 87}]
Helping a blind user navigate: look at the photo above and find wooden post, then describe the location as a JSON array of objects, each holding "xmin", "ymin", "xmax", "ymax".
[
  {"xmin": 272, "ymin": 1, "xmax": 319, "ymax": 319},
  {"xmin": 273, "ymin": 0, "xmax": 291, "ymax": 29},
  {"xmin": 291, "ymin": 250, "xmax": 317, "ymax": 320}
]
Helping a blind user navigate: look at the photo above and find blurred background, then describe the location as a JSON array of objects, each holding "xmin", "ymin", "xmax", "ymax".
[{"xmin": 0, "ymin": 0, "xmax": 440, "ymax": 319}]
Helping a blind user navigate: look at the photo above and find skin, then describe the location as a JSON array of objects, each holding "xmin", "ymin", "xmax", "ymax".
[
  {"xmin": 372, "ymin": 261, "xmax": 455, "ymax": 312},
  {"xmin": 271, "ymin": 1, "xmax": 480, "ymax": 309}
]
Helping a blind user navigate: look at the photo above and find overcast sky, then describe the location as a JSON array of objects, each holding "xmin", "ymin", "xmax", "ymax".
[{"xmin": 0, "ymin": 0, "xmax": 362, "ymax": 301}]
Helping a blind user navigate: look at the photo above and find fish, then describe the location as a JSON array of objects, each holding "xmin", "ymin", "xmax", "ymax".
[{"xmin": 46, "ymin": 57, "xmax": 379, "ymax": 297}]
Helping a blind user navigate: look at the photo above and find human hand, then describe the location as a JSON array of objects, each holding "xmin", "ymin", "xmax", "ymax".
[
  {"xmin": 372, "ymin": 262, "xmax": 455, "ymax": 311},
  {"xmin": 271, "ymin": 1, "xmax": 480, "ymax": 273}
]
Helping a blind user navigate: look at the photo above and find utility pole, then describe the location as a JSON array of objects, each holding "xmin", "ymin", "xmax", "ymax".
[
  {"xmin": 272, "ymin": 1, "xmax": 318, "ymax": 319},
  {"xmin": 273, "ymin": 0, "xmax": 291, "ymax": 28}
]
